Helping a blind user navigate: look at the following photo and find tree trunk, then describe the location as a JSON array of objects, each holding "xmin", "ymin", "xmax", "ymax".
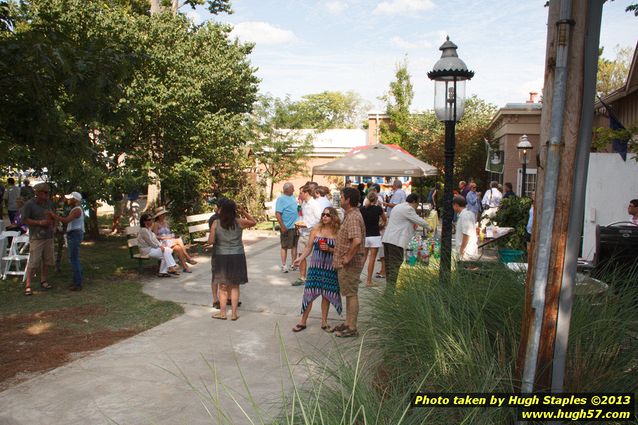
[
  {"xmin": 150, "ymin": 0, "xmax": 161, "ymax": 15},
  {"xmin": 171, "ymin": 0, "xmax": 179, "ymax": 15},
  {"xmin": 145, "ymin": 170, "xmax": 161, "ymax": 212}
]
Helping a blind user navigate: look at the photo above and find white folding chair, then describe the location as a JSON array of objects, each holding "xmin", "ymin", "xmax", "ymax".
[
  {"xmin": 2, "ymin": 234, "xmax": 30, "ymax": 281},
  {"xmin": 0, "ymin": 231, "xmax": 19, "ymax": 269}
]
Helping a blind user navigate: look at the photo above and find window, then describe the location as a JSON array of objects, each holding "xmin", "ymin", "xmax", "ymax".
[{"xmin": 517, "ymin": 168, "xmax": 537, "ymax": 197}]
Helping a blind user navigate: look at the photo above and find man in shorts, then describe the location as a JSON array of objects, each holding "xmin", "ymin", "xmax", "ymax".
[
  {"xmin": 332, "ymin": 187, "xmax": 366, "ymax": 338},
  {"xmin": 22, "ymin": 183, "xmax": 56, "ymax": 295},
  {"xmin": 275, "ymin": 182, "xmax": 299, "ymax": 273}
]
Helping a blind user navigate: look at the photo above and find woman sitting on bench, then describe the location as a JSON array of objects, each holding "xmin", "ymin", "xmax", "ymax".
[
  {"xmin": 152, "ymin": 207, "xmax": 197, "ymax": 273},
  {"xmin": 139, "ymin": 213, "xmax": 180, "ymax": 277}
]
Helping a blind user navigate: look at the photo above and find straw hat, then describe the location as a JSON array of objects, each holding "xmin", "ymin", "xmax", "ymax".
[{"xmin": 153, "ymin": 206, "xmax": 169, "ymax": 219}]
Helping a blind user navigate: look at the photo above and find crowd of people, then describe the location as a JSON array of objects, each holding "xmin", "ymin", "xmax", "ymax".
[
  {"xmin": 272, "ymin": 179, "xmax": 433, "ymax": 337},
  {"xmin": 4, "ymin": 174, "xmax": 637, "ymax": 340}
]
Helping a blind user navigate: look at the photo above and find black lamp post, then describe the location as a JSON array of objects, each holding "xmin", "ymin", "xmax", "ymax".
[
  {"xmin": 427, "ymin": 37, "xmax": 474, "ymax": 279},
  {"xmin": 517, "ymin": 134, "xmax": 533, "ymax": 197}
]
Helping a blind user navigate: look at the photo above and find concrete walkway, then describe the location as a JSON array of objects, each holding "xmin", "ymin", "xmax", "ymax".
[{"xmin": 0, "ymin": 232, "xmax": 379, "ymax": 424}]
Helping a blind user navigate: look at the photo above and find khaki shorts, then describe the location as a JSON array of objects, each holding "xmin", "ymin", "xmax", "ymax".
[
  {"xmin": 338, "ymin": 265, "xmax": 361, "ymax": 297},
  {"xmin": 28, "ymin": 238, "xmax": 55, "ymax": 269},
  {"xmin": 280, "ymin": 229, "xmax": 298, "ymax": 250},
  {"xmin": 297, "ymin": 233, "xmax": 309, "ymax": 254}
]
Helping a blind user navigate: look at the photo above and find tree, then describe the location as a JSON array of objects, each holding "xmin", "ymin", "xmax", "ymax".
[
  {"xmin": 414, "ymin": 95, "xmax": 497, "ymax": 185},
  {"xmin": 270, "ymin": 91, "xmax": 369, "ymax": 129},
  {"xmin": 150, "ymin": 0, "xmax": 232, "ymax": 16},
  {"xmin": 596, "ymin": 45, "xmax": 633, "ymax": 96},
  {"xmin": 379, "ymin": 58, "xmax": 420, "ymax": 154},
  {"xmin": 0, "ymin": 0, "xmax": 258, "ymax": 231},
  {"xmin": 250, "ymin": 95, "xmax": 314, "ymax": 199}
]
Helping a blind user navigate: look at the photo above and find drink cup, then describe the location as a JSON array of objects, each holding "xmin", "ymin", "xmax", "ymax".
[{"xmin": 319, "ymin": 238, "xmax": 327, "ymax": 251}]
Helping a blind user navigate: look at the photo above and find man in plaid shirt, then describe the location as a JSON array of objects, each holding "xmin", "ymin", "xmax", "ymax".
[{"xmin": 332, "ymin": 187, "xmax": 365, "ymax": 338}]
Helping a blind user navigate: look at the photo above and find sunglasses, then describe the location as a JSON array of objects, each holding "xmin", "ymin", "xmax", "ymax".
[{"xmin": 321, "ymin": 213, "xmax": 331, "ymax": 217}]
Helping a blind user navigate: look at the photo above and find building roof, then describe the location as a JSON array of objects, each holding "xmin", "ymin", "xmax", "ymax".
[
  {"xmin": 596, "ymin": 40, "xmax": 638, "ymax": 107},
  {"xmin": 276, "ymin": 129, "xmax": 368, "ymax": 157}
]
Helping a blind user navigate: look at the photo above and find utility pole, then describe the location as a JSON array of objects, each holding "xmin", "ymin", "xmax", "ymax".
[{"xmin": 517, "ymin": 0, "xmax": 603, "ymax": 392}]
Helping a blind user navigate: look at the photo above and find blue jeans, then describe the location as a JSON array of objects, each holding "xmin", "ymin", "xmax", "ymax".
[{"xmin": 67, "ymin": 230, "xmax": 84, "ymax": 288}]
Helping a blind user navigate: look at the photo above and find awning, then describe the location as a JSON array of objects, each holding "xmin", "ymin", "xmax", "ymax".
[{"xmin": 312, "ymin": 143, "xmax": 438, "ymax": 177}]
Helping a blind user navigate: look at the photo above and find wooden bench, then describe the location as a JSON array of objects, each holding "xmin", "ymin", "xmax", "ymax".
[
  {"xmin": 186, "ymin": 212, "xmax": 214, "ymax": 251},
  {"xmin": 264, "ymin": 201, "xmax": 279, "ymax": 231},
  {"xmin": 125, "ymin": 226, "xmax": 151, "ymax": 273}
]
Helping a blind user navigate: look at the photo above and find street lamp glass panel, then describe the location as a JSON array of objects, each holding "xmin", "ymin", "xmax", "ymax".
[{"xmin": 433, "ymin": 79, "xmax": 466, "ymax": 122}]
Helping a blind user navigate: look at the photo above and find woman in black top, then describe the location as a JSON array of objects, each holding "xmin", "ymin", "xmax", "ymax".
[{"xmin": 360, "ymin": 191, "xmax": 387, "ymax": 287}]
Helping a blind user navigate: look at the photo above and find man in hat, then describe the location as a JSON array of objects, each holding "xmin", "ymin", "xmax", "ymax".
[
  {"xmin": 21, "ymin": 183, "xmax": 56, "ymax": 295},
  {"xmin": 20, "ymin": 179, "xmax": 35, "ymax": 201}
]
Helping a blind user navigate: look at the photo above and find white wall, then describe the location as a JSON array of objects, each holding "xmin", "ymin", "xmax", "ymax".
[{"xmin": 582, "ymin": 153, "xmax": 638, "ymax": 260}]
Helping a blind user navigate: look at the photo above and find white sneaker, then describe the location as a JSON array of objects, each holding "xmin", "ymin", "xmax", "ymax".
[{"xmin": 280, "ymin": 265, "xmax": 288, "ymax": 273}]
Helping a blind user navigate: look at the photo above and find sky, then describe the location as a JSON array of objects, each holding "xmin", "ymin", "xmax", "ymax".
[{"xmin": 187, "ymin": 0, "xmax": 638, "ymax": 112}]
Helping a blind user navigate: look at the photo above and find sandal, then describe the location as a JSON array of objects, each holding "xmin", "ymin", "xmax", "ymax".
[
  {"xmin": 187, "ymin": 259, "xmax": 198, "ymax": 265},
  {"xmin": 158, "ymin": 273, "xmax": 171, "ymax": 278},
  {"xmin": 330, "ymin": 323, "xmax": 348, "ymax": 333},
  {"xmin": 24, "ymin": 287, "xmax": 32, "ymax": 296},
  {"xmin": 182, "ymin": 268, "xmax": 192, "ymax": 273},
  {"xmin": 231, "ymin": 315, "xmax": 239, "ymax": 321},
  {"xmin": 168, "ymin": 269, "xmax": 180, "ymax": 275},
  {"xmin": 374, "ymin": 273, "xmax": 385, "ymax": 278},
  {"xmin": 321, "ymin": 324, "xmax": 331, "ymax": 332},
  {"xmin": 212, "ymin": 301, "xmax": 220, "ymax": 309},
  {"xmin": 40, "ymin": 281, "xmax": 52, "ymax": 290},
  {"xmin": 335, "ymin": 328, "xmax": 358, "ymax": 338},
  {"xmin": 212, "ymin": 312, "xmax": 227, "ymax": 320},
  {"xmin": 292, "ymin": 324, "xmax": 306, "ymax": 332}
]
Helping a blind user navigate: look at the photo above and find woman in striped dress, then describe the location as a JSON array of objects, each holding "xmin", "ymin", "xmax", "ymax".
[{"xmin": 292, "ymin": 207, "xmax": 342, "ymax": 332}]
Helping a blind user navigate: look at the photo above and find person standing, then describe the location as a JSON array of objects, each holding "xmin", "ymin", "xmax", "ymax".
[
  {"xmin": 381, "ymin": 194, "xmax": 429, "ymax": 292},
  {"xmin": 293, "ymin": 185, "xmax": 322, "ymax": 286},
  {"xmin": 452, "ymin": 196, "xmax": 479, "ymax": 261},
  {"xmin": 481, "ymin": 181, "xmax": 502, "ymax": 219},
  {"xmin": 275, "ymin": 183, "xmax": 299, "ymax": 273},
  {"xmin": 458, "ymin": 181, "xmax": 467, "ymax": 198},
  {"xmin": 466, "ymin": 182, "xmax": 481, "ymax": 219},
  {"xmin": 360, "ymin": 191, "xmax": 386, "ymax": 287},
  {"xmin": 209, "ymin": 200, "xmax": 256, "ymax": 321},
  {"xmin": 292, "ymin": 207, "xmax": 342, "ymax": 332},
  {"xmin": 20, "ymin": 179, "xmax": 35, "ymax": 201},
  {"xmin": 461, "ymin": 179, "xmax": 472, "ymax": 198},
  {"xmin": 21, "ymin": 183, "xmax": 56, "ymax": 295},
  {"xmin": 4, "ymin": 178, "xmax": 20, "ymax": 224},
  {"xmin": 502, "ymin": 182, "xmax": 516, "ymax": 199},
  {"xmin": 382, "ymin": 179, "xmax": 407, "ymax": 216},
  {"xmin": 628, "ymin": 199, "xmax": 638, "ymax": 225},
  {"xmin": 331, "ymin": 187, "xmax": 366, "ymax": 338},
  {"xmin": 49, "ymin": 192, "xmax": 85, "ymax": 291},
  {"xmin": 315, "ymin": 186, "xmax": 333, "ymax": 210}
]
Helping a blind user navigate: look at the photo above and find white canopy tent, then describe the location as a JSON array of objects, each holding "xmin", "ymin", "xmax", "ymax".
[{"xmin": 311, "ymin": 143, "xmax": 438, "ymax": 177}]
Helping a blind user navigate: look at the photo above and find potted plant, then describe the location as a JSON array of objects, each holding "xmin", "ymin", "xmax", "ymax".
[{"xmin": 490, "ymin": 196, "xmax": 532, "ymax": 263}]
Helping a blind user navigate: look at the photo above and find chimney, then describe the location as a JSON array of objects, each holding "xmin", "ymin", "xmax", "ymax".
[{"xmin": 527, "ymin": 92, "xmax": 538, "ymax": 103}]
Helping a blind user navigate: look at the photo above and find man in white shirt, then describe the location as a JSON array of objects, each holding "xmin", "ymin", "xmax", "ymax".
[
  {"xmin": 481, "ymin": 181, "xmax": 502, "ymax": 221},
  {"xmin": 382, "ymin": 179, "xmax": 407, "ymax": 217},
  {"xmin": 293, "ymin": 185, "xmax": 322, "ymax": 286},
  {"xmin": 453, "ymin": 196, "xmax": 479, "ymax": 261},
  {"xmin": 381, "ymin": 193, "xmax": 429, "ymax": 292}
]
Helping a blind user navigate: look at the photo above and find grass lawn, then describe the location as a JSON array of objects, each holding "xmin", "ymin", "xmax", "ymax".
[{"xmin": 0, "ymin": 234, "xmax": 183, "ymax": 388}]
